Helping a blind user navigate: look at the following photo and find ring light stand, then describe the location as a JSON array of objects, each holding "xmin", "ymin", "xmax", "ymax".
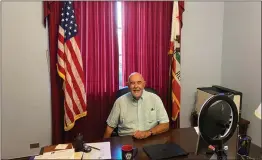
[{"xmin": 198, "ymin": 94, "xmax": 239, "ymax": 160}]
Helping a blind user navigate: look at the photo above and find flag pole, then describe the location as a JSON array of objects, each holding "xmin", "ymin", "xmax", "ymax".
[{"xmin": 168, "ymin": 54, "xmax": 173, "ymax": 128}]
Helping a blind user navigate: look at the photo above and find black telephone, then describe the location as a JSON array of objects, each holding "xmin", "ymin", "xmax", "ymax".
[{"xmin": 73, "ymin": 133, "xmax": 92, "ymax": 153}]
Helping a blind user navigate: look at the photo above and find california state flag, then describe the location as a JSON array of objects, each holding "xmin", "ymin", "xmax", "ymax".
[{"xmin": 169, "ymin": 1, "xmax": 184, "ymax": 122}]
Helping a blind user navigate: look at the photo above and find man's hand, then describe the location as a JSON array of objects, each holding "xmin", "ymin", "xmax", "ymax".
[
  {"xmin": 133, "ymin": 123, "xmax": 169, "ymax": 139},
  {"xmin": 133, "ymin": 130, "xmax": 151, "ymax": 139}
]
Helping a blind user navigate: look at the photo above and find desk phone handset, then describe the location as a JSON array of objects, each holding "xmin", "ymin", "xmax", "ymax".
[{"xmin": 73, "ymin": 133, "xmax": 92, "ymax": 153}]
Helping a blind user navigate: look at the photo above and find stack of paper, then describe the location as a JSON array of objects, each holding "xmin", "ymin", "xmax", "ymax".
[
  {"xmin": 74, "ymin": 152, "xmax": 84, "ymax": 160},
  {"xmin": 82, "ymin": 142, "xmax": 111, "ymax": 159},
  {"xmin": 34, "ymin": 149, "xmax": 75, "ymax": 159},
  {"xmin": 55, "ymin": 144, "xmax": 69, "ymax": 150}
]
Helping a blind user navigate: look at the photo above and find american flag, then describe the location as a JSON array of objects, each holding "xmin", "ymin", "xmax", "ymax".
[
  {"xmin": 169, "ymin": 1, "xmax": 184, "ymax": 123},
  {"xmin": 57, "ymin": 1, "xmax": 87, "ymax": 131}
]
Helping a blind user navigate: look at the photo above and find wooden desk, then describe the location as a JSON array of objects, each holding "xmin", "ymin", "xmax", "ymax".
[
  {"xmin": 40, "ymin": 143, "xmax": 73, "ymax": 154},
  {"xmin": 103, "ymin": 127, "xmax": 237, "ymax": 159},
  {"xmin": 41, "ymin": 127, "xmax": 261, "ymax": 159}
]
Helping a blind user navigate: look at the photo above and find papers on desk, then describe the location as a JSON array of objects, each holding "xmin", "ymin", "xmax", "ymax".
[
  {"xmin": 34, "ymin": 149, "xmax": 75, "ymax": 159},
  {"xmin": 55, "ymin": 144, "xmax": 68, "ymax": 150},
  {"xmin": 34, "ymin": 142, "xmax": 111, "ymax": 159},
  {"xmin": 82, "ymin": 142, "xmax": 111, "ymax": 159},
  {"xmin": 74, "ymin": 152, "xmax": 84, "ymax": 160}
]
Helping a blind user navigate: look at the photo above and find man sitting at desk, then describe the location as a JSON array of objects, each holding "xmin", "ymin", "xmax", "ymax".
[{"xmin": 104, "ymin": 72, "xmax": 169, "ymax": 139}]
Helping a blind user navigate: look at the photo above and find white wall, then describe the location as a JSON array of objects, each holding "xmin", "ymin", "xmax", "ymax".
[
  {"xmin": 180, "ymin": 2, "xmax": 224, "ymax": 127},
  {"xmin": 221, "ymin": 2, "xmax": 261, "ymax": 147},
  {"xmin": 2, "ymin": 2, "xmax": 51, "ymax": 159}
]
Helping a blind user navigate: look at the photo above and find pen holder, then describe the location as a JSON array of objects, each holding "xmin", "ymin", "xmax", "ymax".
[
  {"xmin": 73, "ymin": 133, "xmax": 84, "ymax": 152},
  {"xmin": 237, "ymin": 135, "xmax": 252, "ymax": 156}
]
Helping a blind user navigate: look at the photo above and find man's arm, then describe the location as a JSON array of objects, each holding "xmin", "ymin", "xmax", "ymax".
[
  {"xmin": 149, "ymin": 122, "xmax": 169, "ymax": 135},
  {"xmin": 103, "ymin": 101, "xmax": 120, "ymax": 138},
  {"xmin": 133, "ymin": 122, "xmax": 169, "ymax": 139},
  {"xmin": 103, "ymin": 125, "xmax": 114, "ymax": 138}
]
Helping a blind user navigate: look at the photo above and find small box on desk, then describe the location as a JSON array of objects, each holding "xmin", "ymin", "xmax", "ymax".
[
  {"xmin": 192, "ymin": 85, "xmax": 250, "ymax": 135},
  {"xmin": 194, "ymin": 85, "xmax": 242, "ymax": 117},
  {"xmin": 191, "ymin": 85, "xmax": 242, "ymax": 126}
]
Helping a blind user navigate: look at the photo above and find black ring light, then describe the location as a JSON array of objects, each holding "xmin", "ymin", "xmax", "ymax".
[{"xmin": 198, "ymin": 94, "xmax": 239, "ymax": 160}]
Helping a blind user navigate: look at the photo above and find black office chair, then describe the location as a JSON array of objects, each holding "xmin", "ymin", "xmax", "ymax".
[{"xmin": 111, "ymin": 86, "xmax": 158, "ymax": 137}]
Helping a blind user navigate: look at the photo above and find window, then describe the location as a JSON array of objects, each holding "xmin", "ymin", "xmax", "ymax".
[{"xmin": 117, "ymin": 2, "xmax": 123, "ymax": 89}]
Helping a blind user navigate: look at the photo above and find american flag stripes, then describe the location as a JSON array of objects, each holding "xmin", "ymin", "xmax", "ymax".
[
  {"xmin": 169, "ymin": 1, "xmax": 184, "ymax": 121},
  {"xmin": 57, "ymin": 1, "xmax": 87, "ymax": 131}
]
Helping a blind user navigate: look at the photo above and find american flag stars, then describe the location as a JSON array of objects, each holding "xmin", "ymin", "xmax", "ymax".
[{"xmin": 60, "ymin": 1, "xmax": 77, "ymax": 41}]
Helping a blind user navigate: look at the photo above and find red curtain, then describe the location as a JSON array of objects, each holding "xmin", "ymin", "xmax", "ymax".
[
  {"xmin": 44, "ymin": 1, "xmax": 64, "ymax": 144},
  {"xmin": 69, "ymin": 1, "xmax": 119, "ymax": 142},
  {"xmin": 44, "ymin": 1, "xmax": 119, "ymax": 144},
  {"xmin": 121, "ymin": 1, "xmax": 173, "ymax": 118}
]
